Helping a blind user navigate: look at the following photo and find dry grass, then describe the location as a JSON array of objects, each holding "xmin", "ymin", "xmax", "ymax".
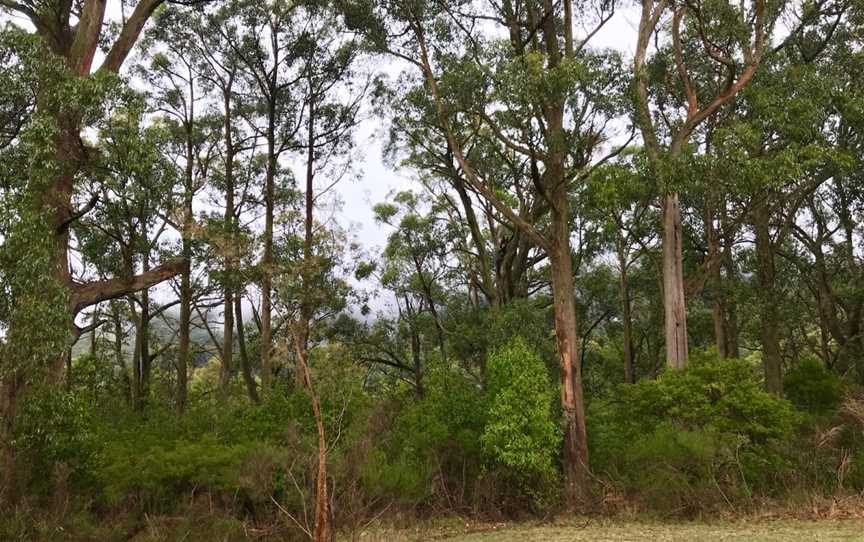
[{"xmin": 347, "ymin": 518, "xmax": 864, "ymax": 542}]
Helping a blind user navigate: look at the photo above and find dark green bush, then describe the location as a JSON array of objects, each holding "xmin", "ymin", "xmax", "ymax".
[
  {"xmin": 14, "ymin": 386, "xmax": 100, "ymax": 496},
  {"xmin": 588, "ymin": 352, "xmax": 799, "ymax": 510},
  {"xmin": 624, "ymin": 424, "xmax": 735, "ymax": 512},
  {"xmin": 361, "ymin": 366, "xmax": 486, "ymax": 506},
  {"xmin": 784, "ymin": 357, "xmax": 843, "ymax": 414},
  {"xmin": 97, "ymin": 431, "xmax": 250, "ymax": 506}
]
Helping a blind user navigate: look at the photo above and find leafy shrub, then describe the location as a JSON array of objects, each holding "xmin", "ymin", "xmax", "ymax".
[
  {"xmin": 14, "ymin": 386, "xmax": 99, "ymax": 496},
  {"xmin": 97, "ymin": 428, "xmax": 250, "ymax": 507},
  {"xmin": 482, "ymin": 337, "xmax": 561, "ymax": 499},
  {"xmin": 625, "ymin": 424, "xmax": 735, "ymax": 512},
  {"xmin": 362, "ymin": 339, "xmax": 563, "ymax": 512},
  {"xmin": 361, "ymin": 366, "xmax": 486, "ymax": 506},
  {"xmin": 784, "ymin": 357, "xmax": 843, "ymax": 415},
  {"xmin": 589, "ymin": 352, "xmax": 799, "ymax": 510}
]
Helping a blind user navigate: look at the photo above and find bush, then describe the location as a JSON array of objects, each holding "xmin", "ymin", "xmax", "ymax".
[
  {"xmin": 14, "ymin": 386, "xmax": 99, "ymax": 497},
  {"xmin": 95, "ymin": 415, "xmax": 252, "ymax": 507},
  {"xmin": 589, "ymin": 352, "xmax": 799, "ymax": 511},
  {"xmin": 360, "ymin": 366, "xmax": 486, "ymax": 506},
  {"xmin": 784, "ymin": 357, "xmax": 843, "ymax": 415},
  {"xmin": 625, "ymin": 424, "xmax": 734, "ymax": 512},
  {"xmin": 481, "ymin": 337, "xmax": 561, "ymax": 502}
]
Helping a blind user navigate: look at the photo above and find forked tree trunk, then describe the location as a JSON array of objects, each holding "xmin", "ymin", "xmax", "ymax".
[
  {"xmin": 234, "ymin": 296, "xmax": 260, "ymax": 404},
  {"xmin": 662, "ymin": 192, "xmax": 689, "ymax": 369},
  {"xmin": 0, "ymin": 0, "xmax": 179, "ymax": 502}
]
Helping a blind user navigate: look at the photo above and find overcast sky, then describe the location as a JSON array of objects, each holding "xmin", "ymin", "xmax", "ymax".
[{"xmin": 339, "ymin": 7, "xmax": 644, "ymax": 256}]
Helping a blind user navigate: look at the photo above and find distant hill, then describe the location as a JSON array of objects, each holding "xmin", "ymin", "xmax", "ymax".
[{"xmin": 73, "ymin": 307, "xmax": 222, "ymax": 368}]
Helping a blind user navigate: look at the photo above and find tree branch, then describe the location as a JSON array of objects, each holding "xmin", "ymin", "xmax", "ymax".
[
  {"xmin": 99, "ymin": 0, "xmax": 164, "ymax": 73},
  {"xmin": 70, "ymin": 258, "xmax": 185, "ymax": 315}
]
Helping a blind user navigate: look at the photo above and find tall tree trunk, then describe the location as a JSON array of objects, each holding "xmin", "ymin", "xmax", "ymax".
[
  {"xmin": 410, "ymin": 321, "xmax": 424, "ymax": 398},
  {"xmin": 129, "ymin": 298, "xmax": 143, "ymax": 411},
  {"xmin": 293, "ymin": 339, "xmax": 331, "ymax": 542},
  {"xmin": 89, "ymin": 309, "xmax": 99, "ymax": 356},
  {"xmin": 1, "ymin": 373, "xmax": 22, "ymax": 506},
  {"xmin": 297, "ymin": 92, "xmax": 331, "ymax": 541},
  {"xmin": 452, "ymin": 172, "xmax": 495, "ymax": 306},
  {"xmin": 177, "ymin": 122, "xmax": 195, "ymax": 413},
  {"xmin": 549, "ymin": 196, "xmax": 590, "ymax": 505},
  {"xmin": 705, "ymin": 201, "xmax": 729, "ymax": 358},
  {"xmin": 294, "ymin": 93, "xmax": 317, "ymax": 388},
  {"xmin": 221, "ymin": 79, "xmax": 236, "ymax": 399},
  {"xmin": 662, "ymin": 192, "xmax": 689, "ymax": 369},
  {"xmin": 177, "ymin": 255, "xmax": 191, "ymax": 413},
  {"xmin": 617, "ymin": 239, "xmax": 636, "ymax": 384},
  {"xmin": 111, "ymin": 302, "xmax": 130, "ymax": 404},
  {"xmin": 753, "ymin": 200, "xmax": 782, "ymax": 394},
  {"xmin": 260, "ymin": 102, "xmax": 276, "ymax": 393},
  {"xmin": 721, "ymin": 211, "xmax": 740, "ymax": 358},
  {"xmin": 139, "ymin": 253, "xmax": 151, "ymax": 405}
]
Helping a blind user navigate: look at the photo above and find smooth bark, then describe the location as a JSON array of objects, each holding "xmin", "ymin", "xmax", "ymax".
[{"xmin": 753, "ymin": 200, "xmax": 782, "ymax": 394}]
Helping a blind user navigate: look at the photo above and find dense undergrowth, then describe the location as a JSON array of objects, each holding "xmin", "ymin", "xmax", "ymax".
[{"xmin": 3, "ymin": 337, "xmax": 864, "ymax": 541}]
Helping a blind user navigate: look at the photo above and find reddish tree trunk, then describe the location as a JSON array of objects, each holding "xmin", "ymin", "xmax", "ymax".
[{"xmin": 549, "ymin": 197, "xmax": 590, "ymax": 505}]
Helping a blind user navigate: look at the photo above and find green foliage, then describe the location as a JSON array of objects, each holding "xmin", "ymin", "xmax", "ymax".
[
  {"xmin": 784, "ymin": 357, "xmax": 844, "ymax": 415},
  {"xmin": 361, "ymin": 338, "xmax": 563, "ymax": 511},
  {"xmin": 361, "ymin": 366, "xmax": 486, "ymax": 504},
  {"xmin": 482, "ymin": 338, "xmax": 561, "ymax": 487},
  {"xmin": 97, "ymin": 431, "xmax": 250, "ymax": 506},
  {"xmin": 589, "ymin": 352, "xmax": 799, "ymax": 510},
  {"xmin": 14, "ymin": 386, "xmax": 99, "ymax": 495},
  {"xmin": 449, "ymin": 298, "xmax": 556, "ymax": 374},
  {"xmin": 624, "ymin": 424, "xmax": 733, "ymax": 512}
]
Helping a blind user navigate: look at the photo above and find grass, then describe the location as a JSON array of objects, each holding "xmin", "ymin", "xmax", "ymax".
[
  {"xmin": 6, "ymin": 506, "xmax": 864, "ymax": 541},
  {"xmin": 349, "ymin": 518, "xmax": 864, "ymax": 541}
]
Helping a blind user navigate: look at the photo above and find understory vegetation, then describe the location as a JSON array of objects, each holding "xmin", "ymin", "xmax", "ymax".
[{"xmin": 5, "ymin": 341, "xmax": 864, "ymax": 539}]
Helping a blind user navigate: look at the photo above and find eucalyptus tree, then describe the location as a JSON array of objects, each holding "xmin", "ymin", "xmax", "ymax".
[
  {"xmin": 632, "ymin": 0, "xmax": 778, "ymax": 369},
  {"xmin": 348, "ymin": 0, "xmax": 628, "ymax": 504},
  {"xmin": 187, "ymin": 4, "xmax": 262, "ymax": 402},
  {"xmin": 220, "ymin": 0, "xmax": 311, "ymax": 393},
  {"xmin": 275, "ymin": 4, "xmax": 367, "ymax": 537},
  {"xmin": 139, "ymin": 12, "xmax": 221, "ymax": 412},
  {"xmin": 0, "ymin": 0, "xmax": 198, "ymax": 367},
  {"xmin": 0, "ymin": 0, "xmax": 200, "ymax": 502},
  {"xmin": 586, "ymin": 158, "xmax": 658, "ymax": 383},
  {"xmin": 761, "ymin": 17, "xmax": 864, "ymax": 384},
  {"xmin": 700, "ymin": 5, "xmax": 859, "ymax": 391},
  {"xmin": 380, "ymin": 80, "xmax": 546, "ymax": 308},
  {"xmin": 374, "ymin": 190, "xmax": 455, "ymax": 358}
]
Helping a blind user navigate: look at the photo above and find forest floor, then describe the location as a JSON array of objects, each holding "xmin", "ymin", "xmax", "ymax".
[{"xmin": 355, "ymin": 518, "xmax": 864, "ymax": 541}]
